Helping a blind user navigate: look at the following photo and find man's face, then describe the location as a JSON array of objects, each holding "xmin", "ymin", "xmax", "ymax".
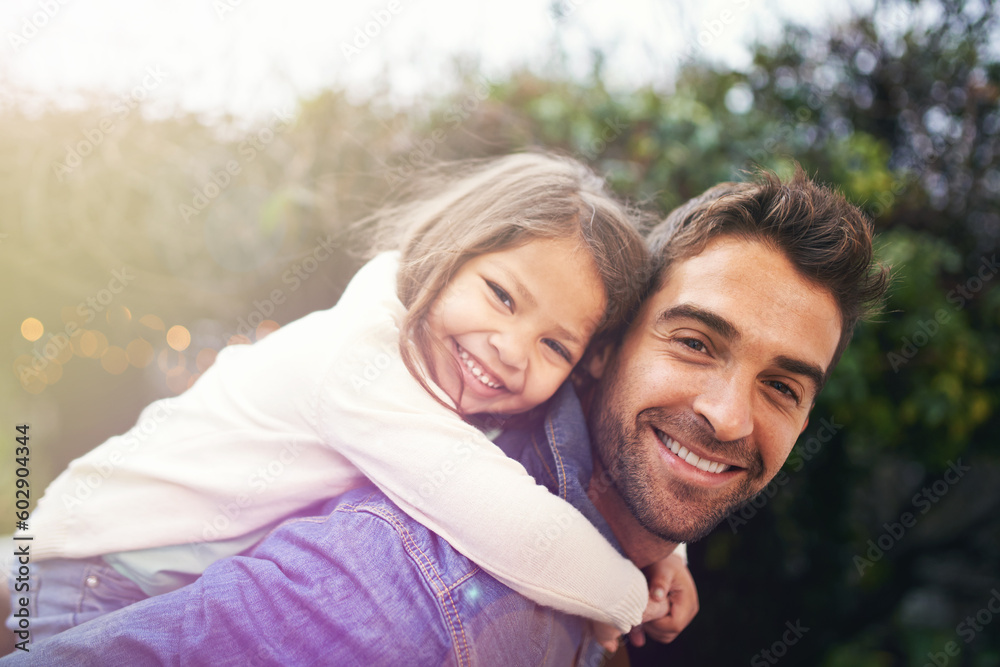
[{"xmin": 589, "ymin": 235, "xmax": 842, "ymax": 543}]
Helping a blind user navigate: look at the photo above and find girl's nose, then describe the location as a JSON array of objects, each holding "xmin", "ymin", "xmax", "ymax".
[{"xmin": 489, "ymin": 331, "xmax": 528, "ymax": 372}]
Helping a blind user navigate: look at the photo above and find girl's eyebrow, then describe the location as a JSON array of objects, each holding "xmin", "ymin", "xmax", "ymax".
[
  {"xmin": 494, "ymin": 264, "xmax": 538, "ymax": 308},
  {"xmin": 554, "ymin": 324, "xmax": 582, "ymax": 347},
  {"xmin": 492, "ymin": 262, "xmax": 585, "ymax": 347}
]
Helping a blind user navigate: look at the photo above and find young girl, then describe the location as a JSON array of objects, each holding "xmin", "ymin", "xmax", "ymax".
[{"xmin": 10, "ymin": 152, "xmax": 686, "ymax": 648}]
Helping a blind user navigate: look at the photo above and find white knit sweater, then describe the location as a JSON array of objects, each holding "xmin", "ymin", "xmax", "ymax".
[{"xmin": 24, "ymin": 252, "xmax": 650, "ymax": 632}]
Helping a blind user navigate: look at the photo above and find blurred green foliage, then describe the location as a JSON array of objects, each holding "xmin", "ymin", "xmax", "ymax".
[{"xmin": 1, "ymin": 0, "xmax": 997, "ymax": 664}]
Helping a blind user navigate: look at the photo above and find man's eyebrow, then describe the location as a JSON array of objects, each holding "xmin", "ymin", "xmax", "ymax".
[
  {"xmin": 774, "ymin": 355, "xmax": 825, "ymax": 397},
  {"xmin": 496, "ymin": 265, "xmax": 538, "ymax": 309},
  {"xmin": 656, "ymin": 304, "xmax": 741, "ymax": 342}
]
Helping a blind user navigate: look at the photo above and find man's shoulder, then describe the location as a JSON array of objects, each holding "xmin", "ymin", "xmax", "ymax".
[
  {"xmin": 263, "ymin": 486, "xmax": 483, "ymax": 592},
  {"xmin": 250, "ymin": 486, "xmax": 590, "ymax": 666}
]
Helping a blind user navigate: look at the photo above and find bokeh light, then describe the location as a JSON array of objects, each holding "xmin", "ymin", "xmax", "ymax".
[
  {"xmin": 61, "ymin": 305, "xmax": 87, "ymax": 327},
  {"xmin": 256, "ymin": 320, "xmax": 280, "ymax": 340},
  {"xmin": 40, "ymin": 360, "xmax": 63, "ymax": 385},
  {"xmin": 21, "ymin": 318, "xmax": 44, "ymax": 342},
  {"xmin": 127, "ymin": 338, "xmax": 155, "ymax": 368},
  {"xmin": 139, "ymin": 314, "xmax": 166, "ymax": 333},
  {"xmin": 20, "ymin": 373, "xmax": 46, "ymax": 395},
  {"xmin": 165, "ymin": 366, "xmax": 192, "ymax": 394},
  {"xmin": 195, "ymin": 348, "xmax": 218, "ymax": 373},
  {"xmin": 106, "ymin": 305, "xmax": 133, "ymax": 328},
  {"xmin": 157, "ymin": 349, "xmax": 186, "ymax": 373},
  {"xmin": 78, "ymin": 330, "xmax": 109, "ymax": 358},
  {"xmin": 166, "ymin": 325, "xmax": 191, "ymax": 351},
  {"xmin": 100, "ymin": 346, "xmax": 130, "ymax": 375}
]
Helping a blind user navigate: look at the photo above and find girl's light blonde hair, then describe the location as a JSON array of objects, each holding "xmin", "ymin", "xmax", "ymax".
[{"xmin": 366, "ymin": 151, "xmax": 650, "ymax": 415}]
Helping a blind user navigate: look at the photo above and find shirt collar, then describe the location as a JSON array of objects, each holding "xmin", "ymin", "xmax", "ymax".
[{"xmin": 494, "ymin": 382, "xmax": 625, "ymax": 556}]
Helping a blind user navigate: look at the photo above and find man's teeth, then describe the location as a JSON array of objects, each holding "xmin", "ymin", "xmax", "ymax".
[
  {"xmin": 457, "ymin": 346, "xmax": 502, "ymax": 389},
  {"xmin": 658, "ymin": 432, "xmax": 730, "ymax": 474}
]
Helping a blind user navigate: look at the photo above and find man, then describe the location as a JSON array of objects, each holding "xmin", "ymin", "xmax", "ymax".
[{"xmin": 0, "ymin": 168, "xmax": 888, "ymax": 666}]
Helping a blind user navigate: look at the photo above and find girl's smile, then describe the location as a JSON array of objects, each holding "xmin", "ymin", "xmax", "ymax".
[{"xmin": 425, "ymin": 235, "xmax": 607, "ymax": 416}]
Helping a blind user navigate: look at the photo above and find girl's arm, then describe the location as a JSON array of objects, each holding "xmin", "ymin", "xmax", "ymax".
[{"xmin": 317, "ymin": 323, "xmax": 648, "ymax": 633}]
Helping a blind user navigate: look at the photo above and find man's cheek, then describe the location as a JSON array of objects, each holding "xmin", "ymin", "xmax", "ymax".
[{"xmin": 764, "ymin": 432, "xmax": 800, "ymax": 475}]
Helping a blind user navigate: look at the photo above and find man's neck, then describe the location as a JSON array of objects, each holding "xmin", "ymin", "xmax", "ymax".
[{"xmin": 587, "ymin": 457, "xmax": 679, "ymax": 569}]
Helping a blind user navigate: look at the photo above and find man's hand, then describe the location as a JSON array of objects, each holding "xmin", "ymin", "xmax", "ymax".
[{"xmin": 629, "ymin": 551, "xmax": 699, "ymax": 647}]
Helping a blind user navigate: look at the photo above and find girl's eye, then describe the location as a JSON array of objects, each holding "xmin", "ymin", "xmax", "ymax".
[
  {"xmin": 544, "ymin": 339, "xmax": 572, "ymax": 363},
  {"xmin": 487, "ymin": 281, "xmax": 513, "ymax": 310},
  {"xmin": 767, "ymin": 380, "xmax": 800, "ymax": 403}
]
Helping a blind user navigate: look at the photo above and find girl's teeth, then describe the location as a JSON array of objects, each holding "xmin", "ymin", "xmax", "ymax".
[{"xmin": 457, "ymin": 346, "xmax": 502, "ymax": 389}]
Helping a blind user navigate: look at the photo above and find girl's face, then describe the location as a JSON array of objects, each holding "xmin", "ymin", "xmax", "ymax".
[{"xmin": 425, "ymin": 236, "xmax": 607, "ymax": 416}]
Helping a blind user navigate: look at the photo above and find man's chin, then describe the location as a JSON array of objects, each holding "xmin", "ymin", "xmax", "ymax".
[{"xmin": 629, "ymin": 494, "xmax": 738, "ymax": 544}]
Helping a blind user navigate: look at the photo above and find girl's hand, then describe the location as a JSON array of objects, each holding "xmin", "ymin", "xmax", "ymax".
[
  {"xmin": 630, "ymin": 551, "xmax": 699, "ymax": 647},
  {"xmin": 589, "ymin": 620, "xmax": 623, "ymax": 654}
]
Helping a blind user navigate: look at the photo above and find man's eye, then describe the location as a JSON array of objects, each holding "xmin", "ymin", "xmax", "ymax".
[
  {"xmin": 680, "ymin": 338, "xmax": 707, "ymax": 353},
  {"xmin": 767, "ymin": 380, "xmax": 800, "ymax": 403},
  {"xmin": 544, "ymin": 339, "xmax": 572, "ymax": 362},
  {"xmin": 487, "ymin": 281, "xmax": 513, "ymax": 310}
]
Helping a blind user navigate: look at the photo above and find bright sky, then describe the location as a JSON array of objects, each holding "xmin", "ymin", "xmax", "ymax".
[{"xmin": 0, "ymin": 0, "xmax": 869, "ymax": 124}]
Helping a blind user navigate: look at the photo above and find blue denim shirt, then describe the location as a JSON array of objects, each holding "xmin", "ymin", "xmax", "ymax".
[{"xmin": 4, "ymin": 383, "xmax": 618, "ymax": 666}]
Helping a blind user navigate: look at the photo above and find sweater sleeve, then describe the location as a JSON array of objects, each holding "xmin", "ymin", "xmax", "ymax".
[{"xmin": 314, "ymin": 278, "xmax": 648, "ymax": 632}]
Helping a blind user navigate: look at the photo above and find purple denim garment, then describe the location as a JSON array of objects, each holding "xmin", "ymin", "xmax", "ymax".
[{"xmin": 2, "ymin": 383, "xmax": 616, "ymax": 666}]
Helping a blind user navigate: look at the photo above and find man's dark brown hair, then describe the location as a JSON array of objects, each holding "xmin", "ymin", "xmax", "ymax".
[{"xmin": 645, "ymin": 166, "xmax": 890, "ymax": 381}]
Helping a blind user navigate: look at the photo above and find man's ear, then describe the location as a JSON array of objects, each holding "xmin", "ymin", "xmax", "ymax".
[
  {"xmin": 799, "ymin": 416, "xmax": 810, "ymax": 435},
  {"xmin": 584, "ymin": 341, "xmax": 615, "ymax": 379}
]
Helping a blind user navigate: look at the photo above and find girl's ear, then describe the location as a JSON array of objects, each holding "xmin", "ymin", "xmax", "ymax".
[{"xmin": 583, "ymin": 341, "xmax": 615, "ymax": 379}]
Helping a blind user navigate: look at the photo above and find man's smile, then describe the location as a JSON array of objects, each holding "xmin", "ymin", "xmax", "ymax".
[
  {"xmin": 650, "ymin": 425, "xmax": 748, "ymax": 488},
  {"xmin": 654, "ymin": 428, "xmax": 734, "ymax": 474}
]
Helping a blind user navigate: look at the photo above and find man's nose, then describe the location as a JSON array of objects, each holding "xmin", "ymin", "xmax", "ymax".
[{"xmin": 692, "ymin": 374, "xmax": 754, "ymax": 443}]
